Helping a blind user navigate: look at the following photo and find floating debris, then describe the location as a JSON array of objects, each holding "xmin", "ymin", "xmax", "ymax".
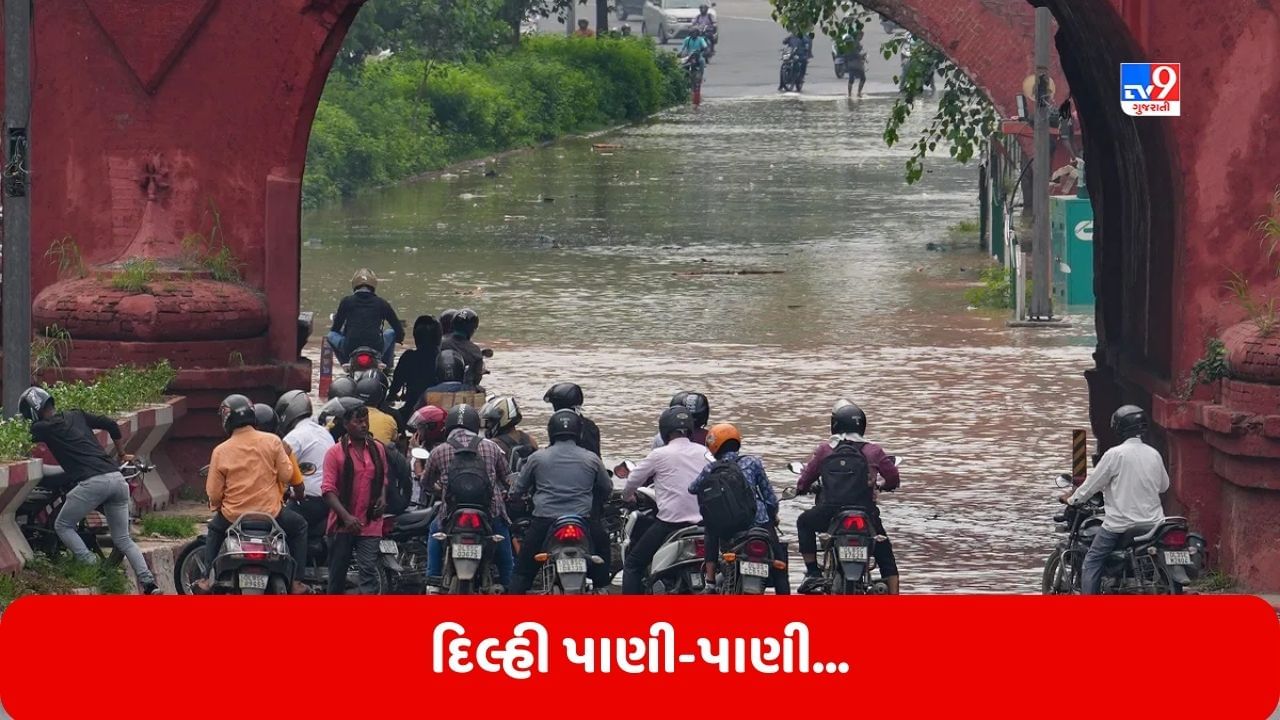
[{"xmin": 675, "ymin": 269, "xmax": 786, "ymax": 277}]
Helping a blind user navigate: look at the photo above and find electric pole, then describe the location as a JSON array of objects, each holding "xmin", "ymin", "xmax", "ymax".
[
  {"xmin": 3, "ymin": 0, "xmax": 32, "ymax": 416},
  {"xmin": 1030, "ymin": 6, "xmax": 1053, "ymax": 320}
]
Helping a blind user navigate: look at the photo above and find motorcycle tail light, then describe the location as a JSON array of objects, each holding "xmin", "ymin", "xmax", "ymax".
[
  {"xmin": 243, "ymin": 542, "xmax": 267, "ymax": 561},
  {"xmin": 1159, "ymin": 529, "xmax": 1188, "ymax": 548},
  {"xmin": 553, "ymin": 524, "xmax": 585, "ymax": 542},
  {"xmin": 456, "ymin": 511, "xmax": 483, "ymax": 530},
  {"xmin": 745, "ymin": 539, "xmax": 769, "ymax": 559},
  {"xmin": 841, "ymin": 515, "xmax": 867, "ymax": 532},
  {"xmin": 353, "ymin": 353, "xmax": 376, "ymax": 370},
  {"xmin": 691, "ymin": 537, "xmax": 705, "ymax": 558}
]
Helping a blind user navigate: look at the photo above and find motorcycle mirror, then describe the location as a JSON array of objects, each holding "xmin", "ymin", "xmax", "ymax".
[
  {"xmin": 613, "ymin": 461, "xmax": 632, "ymax": 479},
  {"xmin": 1054, "ymin": 473, "xmax": 1072, "ymax": 488},
  {"xmin": 889, "ymin": 455, "xmax": 904, "ymax": 468},
  {"xmin": 411, "ymin": 447, "xmax": 431, "ymax": 461},
  {"xmin": 787, "ymin": 461, "xmax": 804, "ymax": 475},
  {"xmin": 780, "ymin": 486, "xmax": 797, "ymax": 500},
  {"xmin": 481, "ymin": 347, "xmax": 494, "ymax": 358},
  {"xmin": 198, "ymin": 464, "xmax": 210, "ymax": 479},
  {"xmin": 298, "ymin": 462, "xmax": 317, "ymax": 476}
]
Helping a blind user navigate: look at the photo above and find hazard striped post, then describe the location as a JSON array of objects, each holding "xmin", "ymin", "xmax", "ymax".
[
  {"xmin": 1072, "ymin": 429, "xmax": 1088, "ymax": 482},
  {"xmin": 318, "ymin": 337, "xmax": 334, "ymax": 399}
]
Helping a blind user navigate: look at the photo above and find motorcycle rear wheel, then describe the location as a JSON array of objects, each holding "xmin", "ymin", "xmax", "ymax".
[{"xmin": 174, "ymin": 538, "xmax": 208, "ymax": 595}]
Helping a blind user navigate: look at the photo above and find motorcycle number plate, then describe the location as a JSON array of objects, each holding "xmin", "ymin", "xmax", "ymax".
[
  {"xmin": 838, "ymin": 546, "xmax": 868, "ymax": 562},
  {"xmin": 452, "ymin": 543, "xmax": 482, "ymax": 560},
  {"xmin": 556, "ymin": 558, "xmax": 587, "ymax": 575},
  {"xmin": 740, "ymin": 561, "xmax": 769, "ymax": 578},
  {"xmin": 379, "ymin": 540, "xmax": 398, "ymax": 555},
  {"xmin": 238, "ymin": 573, "xmax": 268, "ymax": 590},
  {"xmin": 1163, "ymin": 551, "xmax": 1192, "ymax": 566}
]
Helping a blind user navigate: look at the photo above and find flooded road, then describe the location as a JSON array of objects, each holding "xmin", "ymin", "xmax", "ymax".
[{"xmin": 301, "ymin": 85, "xmax": 1096, "ymax": 592}]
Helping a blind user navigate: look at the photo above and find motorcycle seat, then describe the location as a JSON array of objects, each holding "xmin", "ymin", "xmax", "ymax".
[
  {"xmin": 728, "ymin": 526, "xmax": 774, "ymax": 545},
  {"xmin": 395, "ymin": 507, "xmax": 435, "ymax": 532},
  {"xmin": 1114, "ymin": 523, "xmax": 1158, "ymax": 549},
  {"xmin": 237, "ymin": 516, "xmax": 278, "ymax": 534}
]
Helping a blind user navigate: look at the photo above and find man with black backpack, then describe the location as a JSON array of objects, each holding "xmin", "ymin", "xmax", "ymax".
[
  {"xmin": 420, "ymin": 404, "xmax": 514, "ymax": 589},
  {"xmin": 793, "ymin": 400, "xmax": 901, "ymax": 594},
  {"xmin": 689, "ymin": 423, "xmax": 788, "ymax": 594}
]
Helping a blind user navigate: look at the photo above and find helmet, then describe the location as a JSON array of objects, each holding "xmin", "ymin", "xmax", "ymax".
[
  {"xmin": 690, "ymin": 26, "xmax": 702, "ymax": 36},
  {"xmin": 1111, "ymin": 404, "xmax": 1149, "ymax": 440},
  {"xmin": 699, "ymin": 3, "xmax": 709, "ymax": 11},
  {"xmin": 252, "ymin": 403, "xmax": 279, "ymax": 434},
  {"xmin": 445, "ymin": 404, "xmax": 481, "ymax": 434},
  {"xmin": 436, "ymin": 350, "xmax": 467, "ymax": 383},
  {"xmin": 547, "ymin": 409, "xmax": 584, "ymax": 444},
  {"xmin": 830, "ymin": 399, "xmax": 867, "ymax": 435},
  {"xmin": 658, "ymin": 406, "xmax": 695, "ymax": 442},
  {"xmin": 318, "ymin": 397, "xmax": 365, "ymax": 430},
  {"xmin": 680, "ymin": 392, "xmax": 710, "ymax": 428},
  {"xmin": 220, "ymin": 394, "xmax": 256, "ymax": 434},
  {"xmin": 480, "ymin": 396, "xmax": 522, "ymax": 437},
  {"xmin": 328, "ymin": 376, "xmax": 357, "ymax": 400},
  {"xmin": 351, "ymin": 268, "xmax": 377, "ymax": 292},
  {"xmin": 18, "ymin": 386, "xmax": 54, "ymax": 422},
  {"xmin": 439, "ymin": 309, "xmax": 459, "ymax": 336},
  {"xmin": 453, "ymin": 308, "xmax": 479, "ymax": 338},
  {"xmin": 354, "ymin": 371, "xmax": 388, "ymax": 407},
  {"xmin": 408, "ymin": 404, "xmax": 447, "ymax": 435},
  {"xmin": 274, "ymin": 390, "xmax": 313, "ymax": 436},
  {"xmin": 668, "ymin": 391, "xmax": 689, "ymax": 408},
  {"xmin": 544, "ymin": 382, "xmax": 585, "ymax": 410},
  {"xmin": 705, "ymin": 423, "xmax": 742, "ymax": 456}
]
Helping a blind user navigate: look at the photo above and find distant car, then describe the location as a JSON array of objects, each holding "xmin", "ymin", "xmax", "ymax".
[
  {"xmin": 616, "ymin": 0, "xmax": 645, "ymax": 21},
  {"xmin": 642, "ymin": 0, "xmax": 714, "ymax": 44}
]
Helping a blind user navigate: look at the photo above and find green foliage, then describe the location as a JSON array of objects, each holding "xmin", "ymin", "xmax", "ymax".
[
  {"xmin": 0, "ymin": 553, "xmax": 129, "ymax": 608},
  {"xmin": 0, "ymin": 419, "xmax": 33, "ymax": 464},
  {"xmin": 1190, "ymin": 571, "xmax": 1235, "ymax": 593},
  {"xmin": 1223, "ymin": 188, "xmax": 1280, "ymax": 336},
  {"xmin": 109, "ymin": 258, "xmax": 158, "ymax": 293},
  {"xmin": 305, "ymin": 36, "xmax": 685, "ymax": 207},
  {"xmin": 949, "ymin": 219, "xmax": 980, "ymax": 235},
  {"xmin": 45, "ymin": 235, "xmax": 86, "ymax": 279},
  {"xmin": 1179, "ymin": 338, "xmax": 1229, "ymax": 400},
  {"xmin": 335, "ymin": 0, "xmax": 513, "ymax": 73},
  {"xmin": 140, "ymin": 515, "xmax": 200, "ymax": 539},
  {"xmin": 181, "ymin": 199, "xmax": 243, "ymax": 283},
  {"xmin": 32, "ymin": 325, "xmax": 73, "ymax": 378},
  {"xmin": 965, "ymin": 264, "xmax": 1014, "ymax": 309}
]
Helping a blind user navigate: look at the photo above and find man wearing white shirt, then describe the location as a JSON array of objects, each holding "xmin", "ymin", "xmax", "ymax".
[
  {"xmin": 276, "ymin": 391, "xmax": 336, "ymax": 533},
  {"xmin": 622, "ymin": 406, "xmax": 709, "ymax": 594},
  {"xmin": 1062, "ymin": 405, "xmax": 1169, "ymax": 595}
]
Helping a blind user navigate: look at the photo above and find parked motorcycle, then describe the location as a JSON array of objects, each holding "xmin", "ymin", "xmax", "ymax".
[
  {"xmin": 1043, "ymin": 474, "xmax": 1205, "ymax": 594},
  {"xmin": 779, "ymin": 46, "xmax": 805, "ymax": 92},
  {"xmin": 17, "ymin": 458, "xmax": 153, "ymax": 565},
  {"xmin": 621, "ymin": 485, "xmax": 707, "ymax": 594},
  {"xmin": 530, "ymin": 515, "xmax": 602, "ymax": 594}
]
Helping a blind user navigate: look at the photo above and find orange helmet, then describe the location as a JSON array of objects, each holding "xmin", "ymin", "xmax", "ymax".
[{"xmin": 705, "ymin": 423, "xmax": 742, "ymax": 456}]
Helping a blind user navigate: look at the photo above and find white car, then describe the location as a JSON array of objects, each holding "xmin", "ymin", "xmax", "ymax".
[{"xmin": 642, "ymin": 0, "xmax": 715, "ymax": 45}]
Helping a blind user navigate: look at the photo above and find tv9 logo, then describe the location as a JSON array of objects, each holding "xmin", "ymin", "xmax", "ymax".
[{"xmin": 1120, "ymin": 63, "xmax": 1181, "ymax": 116}]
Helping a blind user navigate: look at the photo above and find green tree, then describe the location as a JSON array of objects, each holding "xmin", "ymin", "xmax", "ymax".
[{"xmin": 335, "ymin": 0, "xmax": 511, "ymax": 72}]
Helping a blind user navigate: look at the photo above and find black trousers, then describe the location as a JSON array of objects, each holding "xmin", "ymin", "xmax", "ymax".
[
  {"xmin": 326, "ymin": 532, "xmax": 383, "ymax": 595},
  {"xmin": 622, "ymin": 519, "xmax": 690, "ymax": 595},
  {"xmin": 510, "ymin": 516, "xmax": 611, "ymax": 594},
  {"xmin": 705, "ymin": 525, "xmax": 791, "ymax": 594},
  {"xmin": 796, "ymin": 505, "xmax": 898, "ymax": 578},
  {"xmin": 289, "ymin": 496, "xmax": 329, "ymax": 542},
  {"xmin": 204, "ymin": 506, "xmax": 309, "ymax": 574}
]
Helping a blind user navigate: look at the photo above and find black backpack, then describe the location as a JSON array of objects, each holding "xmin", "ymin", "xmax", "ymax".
[
  {"xmin": 445, "ymin": 435, "xmax": 493, "ymax": 508},
  {"xmin": 695, "ymin": 458, "xmax": 758, "ymax": 536},
  {"xmin": 819, "ymin": 441, "xmax": 873, "ymax": 508}
]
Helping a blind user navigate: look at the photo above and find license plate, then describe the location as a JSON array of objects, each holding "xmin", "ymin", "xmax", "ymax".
[
  {"xmin": 740, "ymin": 561, "xmax": 769, "ymax": 578},
  {"xmin": 238, "ymin": 573, "xmax": 268, "ymax": 590},
  {"xmin": 452, "ymin": 543, "xmax": 482, "ymax": 560},
  {"xmin": 379, "ymin": 540, "xmax": 398, "ymax": 554},
  {"xmin": 556, "ymin": 558, "xmax": 587, "ymax": 574},
  {"xmin": 838, "ymin": 546, "xmax": 868, "ymax": 562},
  {"xmin": 1164, "ymin": 551, "xmax": 1192, "ymax": 566}
]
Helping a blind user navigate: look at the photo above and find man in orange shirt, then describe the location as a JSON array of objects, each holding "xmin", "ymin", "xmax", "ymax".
[
  {"xmin": 195, "ymin": 394, "xmax": 310, "ymax": 594},
  {"xmin": 574, "ymin": 19, "xmax": 595, "ymax": 37}
]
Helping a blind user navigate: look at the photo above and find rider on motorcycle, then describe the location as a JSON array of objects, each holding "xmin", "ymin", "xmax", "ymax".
[
  {"xmin": 621, "ymin": 406, "xmax": 709, "ymax": 594},
  {"xmin": 439, "ymin": 308, "xmax": 486, "ymax": 389},
  {"xmin": 651, "ymin": 392, "xmax": 709, "ymax": 447},
  {"xmin": 544, "ymin": 382, "xmax": 602, "ymax": 457},
  {"xmin": 21, "ymin": 386, "xmax": 162, "ymax": 595},
  {"xmin": 321, "ymin": 402, "xmax": 391, "ymax": 595},
  {"xmin": 421, "ymin": 405, "xmax": 515, "ymax": 589},
  {"xmin": 195, "ymin": 394, "xmax": 310, "ymax": 595},
  {"xmin": 426, "ymin": 350, "xmax": 477, "ymax": 395},
  {"xmin": 389, "ymin": 314, "xmax": 443, "ymax": 423},
  {"xmin": 353, "ymin": 371, "xmax": 400, "ymax": 445},
  {"xmin": 481, "ymin": 396, "xmax": 538, "ymax": 471},
  {"xmin": 679, "ymin": 26, "xmax": 711, "ymax": 72},
  {"xmin": 327, "ymin": 268, "xmax": 404, "ymax": 367},
  {"xmin": 276, "ymin": 390, "xmax": 336, "ymax": 535},
  {"xmin": 793, "ymin": 400, "xmax": 901, "ymax": 594},
  {"xmin": 252, "ymin": 403, "xmax": 306, "ymax": 503},
  {"xmin": 407, "ymin": 405, "xmax": 448, "ymax": 504},
  {"xmin": 1060, "ymin": 405, "xmax": 1169, "ymax": 595},
  {"xmin": 688, "ymin": 423, "xmax": 788, "ymax": 593},
  {"xmin": 508, "ymin": 410, "xmax": 614, "ymax": 594}
]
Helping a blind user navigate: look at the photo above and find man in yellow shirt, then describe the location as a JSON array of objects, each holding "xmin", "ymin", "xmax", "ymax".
[
  {"xmin": 195, "ymin": 394, "xmax": 310, "ymax": 594},
  {"xmin": 355, "ymin": 372, "xmax": 400, "ymax": 445}
]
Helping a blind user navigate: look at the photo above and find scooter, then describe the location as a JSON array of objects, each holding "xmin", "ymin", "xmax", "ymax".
[{"xmin": 620, "ymin": 484, "xmax": 707, "ymax": 594}]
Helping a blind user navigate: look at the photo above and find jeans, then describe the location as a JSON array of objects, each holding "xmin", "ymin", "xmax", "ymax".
[
  {"xmin": 54, "ymin": 472, "xmax": 155, "ymax": 586},
  {"xmin": 622, "ymin": 519, "xmax": 690, "ymax": 595},
  {"xmin": 796, "ymin": 504, "xmax": 898, "ymax": 578},
  {"xmin": 427, "ymin": 517, "xmax": 513, "ymax": 587},
  {"xmin": 326, "ymin": 533, "xmax": 383, "ymax": 595},
  {"xmin": 1081, "ymin": 528, "xmax": 1122, "ymax": 595},
  {"xmin": 203, "ymin": 506, "xmax": 309, "ymax": 578},
  {"xmin": 510, "ymin": 516, "xmax": 611, "ymax": 594},
  {"xmin": 326, "ymin": 328, "xmax": 396, "ymax": 367}
]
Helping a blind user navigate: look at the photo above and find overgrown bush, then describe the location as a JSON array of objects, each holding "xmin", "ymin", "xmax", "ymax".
[
  {"xmin": 965, "ymin": 265, "xmax": 1014, "ymax": 309},
  {"xmin": 304, "ymin": 36, "xmax": 687, "ymax": 207}
]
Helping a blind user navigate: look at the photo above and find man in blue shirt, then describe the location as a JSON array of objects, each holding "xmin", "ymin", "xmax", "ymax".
[{"xmin": 688, "ymin": 423, "xmax": 789, "ymax": 593}]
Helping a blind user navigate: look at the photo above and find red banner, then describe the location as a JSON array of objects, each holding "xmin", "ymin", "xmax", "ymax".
[{"xmin": 1, "ymin": 596, "xmax": 1276, "ymax": 719}]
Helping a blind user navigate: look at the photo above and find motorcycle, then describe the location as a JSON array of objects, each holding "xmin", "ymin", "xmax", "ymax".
[
  {"xmin": 434, "ymin": 504, "xmax": 504, "ymax": 595},
  {"xmin": 715, "ymin": 526, "xmax": 785, "ymax": 595},
  {"xmin": 1043, "ymin": 474, "xmax": 1205, "ymax": 595},
  {"xmin": 682, "ymin": 53, "xmax": 705, "ymax": 101},
  {"xmin": 621, "ymin": 484, "xmax": 707, "ymax": 594},
  {"xmin": 530, "ymin": 515, "xmax": 603, "ymax": 594},
  {"xmin": 17, "ymin": 458, "xmax": 153, "ymax": 564},
  {"xmin": 779, "ymin": 46, "xmax": 805, "ymax": 92},
  {"xmin": 342, "ymin": 344, "xmax": 385, "ymax": 380}
]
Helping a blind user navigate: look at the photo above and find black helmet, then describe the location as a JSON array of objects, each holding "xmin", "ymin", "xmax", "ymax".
[
  {"xmin": 220, "ymin": 394, "xmax": 256, "ymax": 434},
  {"xmin": 658, "ymin": 406, "xmax": 695, "ymax": 442},
  {"xmin": 18, "ymin": 386, "xmax": 54, "ymax": 422},
  {"xmin": 354, "ymin": 371, "xmax": 388, "ymax": 407},
  {"xmin": 544, "ymin": 382, "xmax": 584, "ymax": 410},
  {"xmin": 547, "ymin": 409, "xmax": 583, "ymax": 444},
  {"xmin": 453, "ymin": 308, "xmax": 479, "ymax": 338},
  {"xmin": 328, "ymin": 376, "xmax": 357, "ymax": 400},
  {"xmin": 1111, "ymin": 404, "xmax": 1149, "ymax": 440},
  {"xmin": 680, "ymin": 392, "xmax": 710, "ymax": 428},
  {"xmin": 252, "ymin": 403, "xmax": 279, "ymax": 434},
  {"xmin": 668, "ymin": 391, "xmax": 689, "ymax": 408},
  {"xmin": 445, "ymin": 403, "xmax": 481, "ymax": 434},
  {"xmin": 439, "ymin": 309, "xmax": 459, "ymax": 336},
  {"xmin": 274, "ymin": 390, "xmax": 312, "ymax": 436},
  {"xmin": 436, "ymin": 350, "xmax": 467, "ymax": 383},
  {"xmin": 830, "ymin": 399, "xmax": 867, "ymax": 435}
]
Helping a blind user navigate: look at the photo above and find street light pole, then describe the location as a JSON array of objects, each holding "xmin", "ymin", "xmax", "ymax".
[
  {"xmin": 1030, "ymin": 6, "xmax": 1053, "ymax": 320},
  {"xmin": 3, "ymin": 0, "xmax": 33, "ymax": 417}
]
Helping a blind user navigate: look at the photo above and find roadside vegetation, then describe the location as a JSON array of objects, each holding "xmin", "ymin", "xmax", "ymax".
[
  {"xmin": 965, "ymin": 265, "xmax": 1014, "ymax": 309},
  {"xmin": 139, "ymin": 515, "xmax": 201, "ymax": 539},
  {"xmin": 0, "ymin": 554, "xmax": 128, "ymax": 609}
]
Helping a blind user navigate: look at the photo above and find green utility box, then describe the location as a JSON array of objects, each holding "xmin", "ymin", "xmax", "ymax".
[{"xmin": 1050, "ymin": 194, "xmax": 1095, "ymax": 307}]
